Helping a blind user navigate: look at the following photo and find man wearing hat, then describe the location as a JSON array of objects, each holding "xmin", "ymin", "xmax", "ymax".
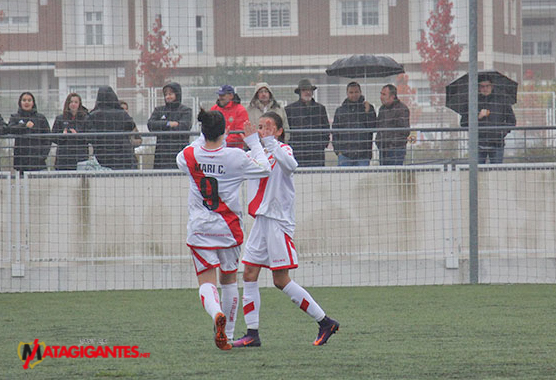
[
  {"xmin": 285, "ymin": 79, "xmax": 330, "ymax": 167},
  {"xmin": 211, "ymin": 85, "xmax": 249, "ymax": 149}
]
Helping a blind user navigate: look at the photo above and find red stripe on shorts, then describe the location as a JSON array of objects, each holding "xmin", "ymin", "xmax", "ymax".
[
  {"xmin": 284, "ymin": 234, "xmax": 296, "ymax": 266},
  {"xmin": 183, "ymin": 147, "xmax": 243, "ymax": 245}
]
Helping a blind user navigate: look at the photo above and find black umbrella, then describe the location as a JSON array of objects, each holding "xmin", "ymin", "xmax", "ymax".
[
  {"xmin": 445, "ymin": 70, "xmax": 518, "ymax": 114},
  {"xmin": 325, "ymin": 54, "xmax": 405, "ymax": 79}
]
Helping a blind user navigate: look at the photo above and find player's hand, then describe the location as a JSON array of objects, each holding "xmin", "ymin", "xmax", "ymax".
[
  {"xmin": 478, "ymin": 109, "xmax": 490, "ymax": 119},
  {"xmin": 243, "ymin": 120, "xmax": 256, "ymax": 138},
  {"xmin": 364, "ymin": 101, "xmax": 371, "ymax": 113},
  {"xmin": 258, "ymin": 118, "xmax": 274, "ymax": 139}
]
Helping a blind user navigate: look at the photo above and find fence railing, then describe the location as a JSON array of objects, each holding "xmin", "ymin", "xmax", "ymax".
[{"xmin": 1, "ymin": 126, "xmax": 555, "ymax": 173}]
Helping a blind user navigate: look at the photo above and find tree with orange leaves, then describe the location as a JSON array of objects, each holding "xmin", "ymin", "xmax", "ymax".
[
  {"xmin": 136, "ymin": 16, "xmax": 182, "ymax": 88},
  {"xmin": 416, "ymin": 0, "xmax": 462, "ymax": 106}
]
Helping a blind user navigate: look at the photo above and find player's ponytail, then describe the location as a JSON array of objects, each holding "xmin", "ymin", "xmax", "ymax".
[{"xmin": 198, "ymin": 108, "xmax": 225, "ymax": 142}]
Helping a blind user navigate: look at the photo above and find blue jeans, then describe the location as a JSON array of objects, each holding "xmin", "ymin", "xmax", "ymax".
[
  {"xmin": 379, "ymin": 147, "xmax": 406, "ymax": 166},
  {"xmin": 478, "ymin": 146, "xmax": 504, "ymax": 164},
  {"xmin": 338, "ymin": 154, "xmax": 370, "ymax": 167}
]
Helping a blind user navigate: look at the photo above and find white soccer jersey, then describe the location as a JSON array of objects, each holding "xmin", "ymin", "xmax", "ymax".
[
  {"xmin": 176, "ymin": 133, "xmax": 272, "ymax": 249},
  {"xmin": 247, "ymin": 137, "xmax": 298, "ymax": 229}
]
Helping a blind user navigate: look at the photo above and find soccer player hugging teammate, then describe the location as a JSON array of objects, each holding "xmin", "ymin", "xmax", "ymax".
[
  {"xmin": 176, "ymin": 109, "xmax": 274, "ymax": 350},
  {"xmin": 233, "ymin": 111, "xmax": 339, "ymax": 348}
]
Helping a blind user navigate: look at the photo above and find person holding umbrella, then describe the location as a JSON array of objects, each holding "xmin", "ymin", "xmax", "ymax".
[
  {"xmin": 331, "ymin": 81, "xmax": 376, "ymax": 166},
  {"xmin": 459, "ymin": 78, "xmax": 516, "ymax": 164}
]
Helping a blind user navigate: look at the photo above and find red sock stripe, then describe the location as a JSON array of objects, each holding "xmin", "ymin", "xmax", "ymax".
[
  {"xmin": 243, "ymin": 301, "xmax": 255, "ymax": 315},
  {"xmin": 300, "ymin": 298, "xmax": 309, "ymax": 312}
]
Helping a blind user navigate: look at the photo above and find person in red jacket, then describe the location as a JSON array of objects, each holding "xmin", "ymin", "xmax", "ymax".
[{"xmin": 210, "ymin": 85, "xmax": 249, "ymax": 149}]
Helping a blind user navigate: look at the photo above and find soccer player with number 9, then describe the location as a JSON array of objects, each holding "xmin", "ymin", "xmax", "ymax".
[{"xmin": 176, "ymin": 109, "xmax": 273, "ymax": 350}]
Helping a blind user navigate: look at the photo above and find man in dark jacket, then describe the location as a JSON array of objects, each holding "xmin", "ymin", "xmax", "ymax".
[
  {"xmin": 285, "ymin": 79, "xmax": 330, "ymax": 167},
  {"xmin": 460, "ymin": 79, "xmax": 516, "ymax": 164},
  {"xmin": 88, "ymin": 86, "xmax": 137, "ymax": 170},
  {"xmin": 376, "ymin": 84, "xmax": 410, "ymax": 166},
  {"xmin": 148, "ymin": 82, "xmax": 192, "ymax": 168},
  {"xmin": 332, "ymin": 82, "xmax": 376, "ymax": 166}
]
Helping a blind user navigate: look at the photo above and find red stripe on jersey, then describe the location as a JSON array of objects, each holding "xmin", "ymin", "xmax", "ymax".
[
  {"xmin": 248, "ymin": 177, "xmax": 268, "ymax": 218},
  {"xmin": 248, "ymin": 158, "xmax": 276, "ymax": 217},
  {"xmin": 243, "ymin": 301, "xmax": 255, "ymax": 315},
  {"xmin": 183, "ymin": 147, "xmax": 243, "ymax": 246},
  {"xmin": 300, "ymin": 298, "xmax": 309, "ymax": 312}
]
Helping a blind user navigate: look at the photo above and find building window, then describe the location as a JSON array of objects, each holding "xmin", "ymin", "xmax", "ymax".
[
  {"xmin": 240, "ymin": 0, "xmax": 298, "ymax": 37},
  {"xmin": 537, "ymin": 41, "xmax": 552, "ymax": 55},
  {"xmin": 341, "ymin": 0, "xmax": 379, "ymax": 26},
  {"xmin": 0, "ymin": 0, "xmax": 38, "ymax": 33},
  {"xmin": 196, "ymin": 16, "xmax": 203, "ymax": 53},
  {"xmin": 330, "ymin": 0, "xmax": 387, "ymax": 36},
  {"xmin": 248, "ymin": 1, "xmax": 290, "ymax": 28},
  {"xmin": 417, "ymin": 87, "xmax": 431, "ymax": 106},
  {"xmin": 85, "ymin": 11, "xmax": 103, "ymax": 45},
  {"xmin": 522, "ymin": 41, "xmax": 535, "ymax": 56}
]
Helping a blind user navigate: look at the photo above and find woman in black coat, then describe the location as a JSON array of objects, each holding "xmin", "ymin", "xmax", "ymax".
[
  {"xmin": 87, "ymin": 86, "xmax": 137, "ymax": 170},
  {"xmin": 52, "ymin": 93, "xmax": 89, "ymax": 170},
  {"xmin": 6, "ymin": 92, "xmax": 51, "ymax": 172},
  {"xmin": 147, "ymin": 82, "xmax": 192, "ymax": 169}
]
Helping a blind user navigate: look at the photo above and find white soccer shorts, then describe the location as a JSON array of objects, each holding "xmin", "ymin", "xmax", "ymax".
[
  {"xmin": 190, "ymin": 246, "xmax": 241, "ymax": 275},
  {"xmin": 242, "ymin": 216, "xmax": 298, "ymax": 271}
]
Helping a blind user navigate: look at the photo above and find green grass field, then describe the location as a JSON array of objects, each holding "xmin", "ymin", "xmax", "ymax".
[{"xmin": 2, "ymin": 284, "xmax": 555, "ymax": 379}]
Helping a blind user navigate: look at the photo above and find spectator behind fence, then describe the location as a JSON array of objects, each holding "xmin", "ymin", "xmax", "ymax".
[
  {"xmin": 52, "ymin": 93, "xmax": 89, "ymax": 170},
  {"xmin": 88, "ymin": 86, "xmax": 137, "ymax": 170},
  {"xmin": 6, "ymin": 92, "xmax": 52, "ymax": 172},
  {"xmin": 247, "ymin": 82, "xmax": 290, "ymax": 141},
  {"xmin": 376, "ymin": 84, "xmax": 410, "ymax": 166},
  {"xmin": 332, "ymin": 82, "xmax": 376, "ymax": 166},
  {"xmin": 285, "ymin": 79, "xmax": 330, "ymax": 167},
  {"xmin": 211, "ymin": 84, "xmax": 249, "ymax": 149},
  {"xmin": 0, "ymin": 113, "xmax": 6, "ymax": 132},
  {"xmin": 120, "ymin": 101, "xmax": 143, "ymax": 150},
  {"xmin": 147, "ymin": 82, "xmax": 192, "ymax": 168},
  {"xmin": 459, "ymin": 78, "xmax": 516, "ymax": 164}
]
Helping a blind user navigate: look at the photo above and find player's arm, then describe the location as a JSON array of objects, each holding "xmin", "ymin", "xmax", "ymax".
[
  {"xmin": 264, "ymin": 137, "xmax": 298, "ymax": 175},
  {"xmin": 175, "ymin": 147, "xmax": 189, "ymax": 173},
  {"xmin": 242, "ymin": 122, "xmax": 271, "ymax": 178}
]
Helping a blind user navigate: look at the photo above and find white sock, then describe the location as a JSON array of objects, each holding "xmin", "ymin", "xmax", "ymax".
[
  {"xmin": 199, "ymin": 283, "xmax": 222, "ymax": 320},
  {"xmin": 221, "ymin": 282, "xmax": 239, "ymax": 340},
  {"xmin": 242, "ymin": 281, "xmax": 261, "ymax": 329},
  {"xmin": 282, "ymin": 280, "xmax": 325, "ymax": 322}
]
